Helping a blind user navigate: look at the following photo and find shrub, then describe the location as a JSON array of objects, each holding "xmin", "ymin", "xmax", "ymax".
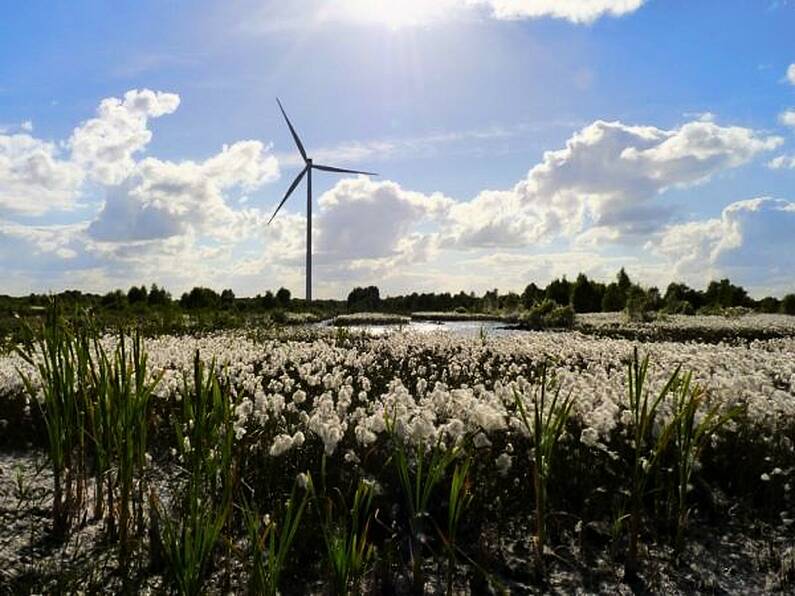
[
  {"xmin": 781, "ymin": 294, "xmax": 795, "ymax": 315},
  {"xmin": 757, "ymin": 296, "xmax": 780, "ymax": 313},
  {"xmin": 546, "ymin": 304, "xmax": 575, "ymax": 328},
  {"xmin": 624, "ymin": 287, "xmax": 653, "ymax": 323},
  {"xmin": 519, "ymin": 299, "xmax": 574, "ymax": 330},
  {"xmin": 697, "ymin": 304, "xmax": 752, "ymax": 318},
  {"xmin": 664, "ymin": 299, "xmax": 694, "ymax": 315}
]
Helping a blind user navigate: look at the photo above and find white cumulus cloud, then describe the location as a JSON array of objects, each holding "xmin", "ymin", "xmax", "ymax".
[
  {"xmin": 0, "ymin": 133, "xmax": 84, "ymax": 215},
  {"xmin": 249, "ymin": 0, "xmax": 646, "ymax": 30},
  {"xmin": 780, "ymin": 109, "xmax": 795, "ymax": 128},
  {"xmin": 473, "ymin": 0, "xmax": 646, "ymax": 24},
  {"xmin": 1, "ymin": 86, "xmax": 790, "ymax": 298},
  {"xmin": 316, "ymin": 176, "xmax": 452, "ymax": 261},
  {"xmin": 653, "ymin": 197, "xmax": 795, "ymax": 295},
  {"xmin": 787, "ymin": 63, "xmax": 795, "ymax": 86},
  {"xmin": 444, "ymin": 118, "xmax": 781, "ymax": 248},
  {"xmin": 88, "ymin": 140, "xmax": 278, "ymax": 242},
  {"xmin": 69, "ymin": 89, "xmax": 180, "ymax": 185},
  {"xmin": 768, "ymin": 154, "xmax": 795, "ymax": 169}
]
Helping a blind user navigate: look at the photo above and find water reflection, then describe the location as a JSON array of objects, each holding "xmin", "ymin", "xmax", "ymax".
[{"xmin": 316, "ymin": 319, "xmax": 521, "ymax": 337}]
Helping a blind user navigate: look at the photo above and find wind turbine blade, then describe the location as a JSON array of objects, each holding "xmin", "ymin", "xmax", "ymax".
[
  {"xmin": 268, "ymin": 166, "xmax": 307, "ymax": 224},
  {"xmin": 313, "ymin": 164, "xmax": 378, "ymax": 176},
  {"xmin": 276, "ymin": 98, "xmax": 308, "ymax": 162}
]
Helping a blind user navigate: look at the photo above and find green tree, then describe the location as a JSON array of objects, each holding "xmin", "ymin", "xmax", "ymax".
[
  {"xmin": 101, "ymin": 289, "xmax": 127, "ymax": 310},
  {"xmin": 617, "ymin": 267, "xmax": 631, "ymax": 295},
  {"xmin": 180, "ymin": 287, "xmax": 221, "ymax": 310},
  {"xmin": 347, "ymin": 286, "xmax": 381, "ymax": 312},
  {"xmin": 259, "ymin": 290, "xmax": 276, "ymax": 310},
  {"xmin": 275, "ymin": 287, "xmax": 292, "ymax": 307},
  {"xmin": 452, "ymin": 291, "xmax": 476, "ymax": 311},
  {"xmin": 127, "ymin": 285, "xmax": 148, "ymax": 305},
  {"xmin": 545, "ymin": 277, "xmax": 572, "ymax": 306},
  {"xmin": 625, "ymin": 286, "xmax": 651, "ymax": 322},
  {"xmin": 645, "ymin": 286, "xmax": 662, "ymax": 311},
  {"xmin": 482, "ymin": 288, "xmax": 499, "ymax": 311},
  {"xmin": 758, "ymin": 296, "xmax": 780, "ymax": 313},
  {"xmin": 500, "ymin": 292, "xmax": 521, "ymax": 311},
  {"xmin": 521, "ymin": 283, "xmax": 543, "ymax": 309},
  {"xmin": 148, "ymin": 284, "xmax": 171, "ymax": 306},
  {"xmin": 571, "ymin": 274, "xmax": 602, "ymax": 313},
  {"xmin": 781, "ymin": 294, "xmax": 795, "ymax": 315},
  {"xmin": 663, "ymin": 282, "xmax": 700, "ymax": 313},
  {"xmin": 220, "ymin": 289, "xmax": 236, "ymax": 310},
  {"xmin": 704, "ymin": 278, "xmax": 750, "ymax": 308},
  {"xmin": 602, "ymin": 283, "xmax": 624, "ymax": 312}
]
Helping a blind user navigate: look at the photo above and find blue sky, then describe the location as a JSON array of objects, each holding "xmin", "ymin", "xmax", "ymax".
[{"xmin": 1, "ymin": 0, "xmax": 794, "ymax": 298}]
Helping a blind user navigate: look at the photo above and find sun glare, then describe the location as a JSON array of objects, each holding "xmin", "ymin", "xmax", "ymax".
[{"xmin": 335, "ymin": 0, "xmax": 461, "ymax": 29}]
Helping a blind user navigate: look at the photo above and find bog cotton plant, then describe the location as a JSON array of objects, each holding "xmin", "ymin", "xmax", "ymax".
[{"xmin": 4, "ymin": 318, "xmax": 795, "ymax": 590}]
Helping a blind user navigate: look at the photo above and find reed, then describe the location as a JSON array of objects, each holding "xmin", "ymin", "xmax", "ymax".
[
  {"xmin": 385, "ymin": 412, "xmax": 461, "ymax": 593},
  {"xmin": 668, "ymin": 372, "xmax": 742, "ymax": 551},
  {"xmin": 316, "ymin": 476, "xmax": 376, "ymax": 595},
  {"xmin": 16, "ymin": 305, "xmax": 93, "ymax": 538},
  {"xmin": 624, "ymin": 347, "xmax": 680, "ymax": 580},
  {"xmin": 156, "ymin": 351, "xmax": 235, "ymax": 595},
  {"xmin": 243, "ymin": 478, "xmax": 310, "ymax": 596},
  {"xmin": 444, "ymin": 456, "xmax": 473, "ymax": 594},
  {"xmin": 511, "ymin": 364, "xmax": 574, "ymax": 577}
]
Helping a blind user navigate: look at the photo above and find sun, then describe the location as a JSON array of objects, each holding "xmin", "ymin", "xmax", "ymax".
[{"xmin": 334, "ymin": 0, "xmax": 462, "ymax": 29}]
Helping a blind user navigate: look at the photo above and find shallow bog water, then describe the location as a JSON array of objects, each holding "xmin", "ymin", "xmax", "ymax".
[{"xmin": 314, "ymin": 318, "xmax": 519, "ymax": 337}]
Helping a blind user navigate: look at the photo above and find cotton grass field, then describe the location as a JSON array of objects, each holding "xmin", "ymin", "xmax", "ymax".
[{"xmin": 1, "ymin": 313, "xmax": 794, "ymax": 594}]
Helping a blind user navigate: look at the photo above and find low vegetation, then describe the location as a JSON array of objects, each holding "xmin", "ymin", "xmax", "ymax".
[
  {"xmin": 2, "ymin": 269, "xmax": 793, "ymax": 351},
  {"xmin": 332, "ymin": 312, "xmax": 411, "ymax": 327},
  {"xmin": 0, "ymin": 305, "xmax": 793, "ymax": 593}
]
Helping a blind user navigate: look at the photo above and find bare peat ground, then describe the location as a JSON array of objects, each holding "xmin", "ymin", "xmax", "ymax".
[{"xmin": 2, "ymin": 451, "xmax": 794, "ymax": 595}]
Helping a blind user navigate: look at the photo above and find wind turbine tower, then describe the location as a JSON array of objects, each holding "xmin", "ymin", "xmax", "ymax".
[{"xmin": 269, "ymin": 98, "xmax": 377, "ymax": 302}]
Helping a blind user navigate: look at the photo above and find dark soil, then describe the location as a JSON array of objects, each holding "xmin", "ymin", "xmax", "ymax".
[{"xmin": 2, "ymin": 451, "xmax": 793, "ymax": 595}]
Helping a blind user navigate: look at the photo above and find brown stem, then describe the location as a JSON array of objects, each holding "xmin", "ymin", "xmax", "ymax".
[{"xmin": 534, "ymin": 465, "xmax": 546, "ymax": 578}]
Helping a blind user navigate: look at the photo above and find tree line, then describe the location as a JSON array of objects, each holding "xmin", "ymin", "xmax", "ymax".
[
  {"xmin": 1, "ymin": 269, "xmax": 793, "ymax": 316},
  {"xmin": 345, "ymin": 271, "xmax": 795, "ymax": 315}
]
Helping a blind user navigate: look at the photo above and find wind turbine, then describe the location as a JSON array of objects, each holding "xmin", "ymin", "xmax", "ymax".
[{"xmin": 268, "ymin": 98, "xmax": 377, "ymax": 303}]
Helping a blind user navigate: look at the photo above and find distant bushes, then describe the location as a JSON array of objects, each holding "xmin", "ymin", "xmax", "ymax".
[
  {"xmin": 783, "ymin": 294, "xmax": 795, "ymax": 316},
  {"xmin": 347, "ymin": 286, "xmax": 381, "ymax": 312},
  {"xmin": 697, "ymin": 305, "xmax": 754, "ymax": 318},
  {"xmin": 0, "ymin": 270, "xmax": 792, "ymax": 345},
  {"xmin": 333, "ymin": 312, "xmax": 411, "ymax": 326},
  {"xmin": 625, "ymin": 287, "xmax": 654, "ymax": 323},
  {"xmin": 518, "ymin": 299, "xmax": 575, "ymax": 330},
  {"xmin": 663, "ymin": 300, "xmax": 695, "ymax": 315}
]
